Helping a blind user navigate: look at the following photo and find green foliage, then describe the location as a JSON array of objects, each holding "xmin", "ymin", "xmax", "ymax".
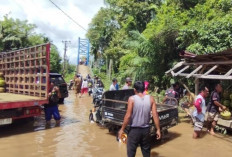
[
  {"xmin": 50, "ymin": 45, "xmax": 62, "ymax": 73},
  {"xmin": 0, "ymin": 15, "xmax": 36, "ymax": 51},
  {"xmin": 86, "ymin": 8, "xmax": 118, "ymax": 59},
  {"xmin": 88, "ymin": 0, "xmax": 232, "ymax": 90},
  {"xmin": 0, "ymin": 15, "xmax": 63, "ymax": 74},
  {"xmin": 177, "ymin": 1, "xmax": 232, "ymax": 54},
  {"xmin": 64, "ymin": 72, "xmax": 75, "ymax": 83}
]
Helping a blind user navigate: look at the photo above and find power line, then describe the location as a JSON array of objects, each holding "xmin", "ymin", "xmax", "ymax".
[{"xmin": 48, "ymin": 0, "xmax": 87, "ymax": 32}]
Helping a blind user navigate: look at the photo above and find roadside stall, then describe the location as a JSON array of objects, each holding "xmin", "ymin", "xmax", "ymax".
[{"xmin": 165, "ymin": 49, "xmax": 232, "ymax": 133}]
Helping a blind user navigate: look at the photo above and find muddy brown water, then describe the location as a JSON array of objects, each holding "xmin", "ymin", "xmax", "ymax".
[{"xmin": 0, "ymin": 65, "xmax": 232, "ymax": 157}]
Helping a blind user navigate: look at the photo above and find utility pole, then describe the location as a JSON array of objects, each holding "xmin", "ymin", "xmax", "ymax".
[{"xmin": 62, "ymin": 40, "xmax": 71, "ymax": 76}]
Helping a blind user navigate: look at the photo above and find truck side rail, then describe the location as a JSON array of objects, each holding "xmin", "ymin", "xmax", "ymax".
[{"xmin": 0, "ymin": 43, "xmax": 50, "ymax": 99}]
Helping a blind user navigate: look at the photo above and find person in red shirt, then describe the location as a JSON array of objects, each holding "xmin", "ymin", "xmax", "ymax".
[{"xmin": 192, "ymin": 86, "xmax": 209, "ymax": 139}]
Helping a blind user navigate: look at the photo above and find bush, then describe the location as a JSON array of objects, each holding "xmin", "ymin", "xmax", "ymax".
[{"xmin": 64, "ymin": 72, "xmax": 75, "ymax": 83}]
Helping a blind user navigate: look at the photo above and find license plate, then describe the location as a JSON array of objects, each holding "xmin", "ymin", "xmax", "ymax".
[{"xmin": 0, "ymin": 118, "xmax": 12, "ymax": 125}]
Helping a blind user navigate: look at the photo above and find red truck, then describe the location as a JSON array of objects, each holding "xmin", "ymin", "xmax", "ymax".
[{"xmin": 0, "ymin": 43, "xmax": 50, "ymax": 125}]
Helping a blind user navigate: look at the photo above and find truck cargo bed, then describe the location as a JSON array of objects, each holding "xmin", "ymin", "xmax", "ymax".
[
  {"xmin": 0, "ymin": 93, "xmax": 47, "ymax": 110},
  {"xmin": 0, "ymin": 93, "xmax": 45, "ymax": 103}
]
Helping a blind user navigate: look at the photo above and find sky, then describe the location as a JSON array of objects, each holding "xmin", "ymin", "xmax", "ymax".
[{"xmin": 0, "ymin": 0, "xmax": 105, "ymax": 64}]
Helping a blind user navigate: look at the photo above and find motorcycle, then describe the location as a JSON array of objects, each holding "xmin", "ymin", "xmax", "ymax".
[
  {"xmin": 92, "ymin": 86, "xmax": 103, "ymax": 107},
  {"xmin": 87, "ymin": 79, "xmax": 94, "ymax": 96},
  {"xmin": 92, "ymin": 86, "xmax": 104, "ymax": 123}
]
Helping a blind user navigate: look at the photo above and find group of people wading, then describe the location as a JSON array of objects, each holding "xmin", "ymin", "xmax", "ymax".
[{"xmin": 73, "ymin": 74, "xmax": 104, "ymax": 98}]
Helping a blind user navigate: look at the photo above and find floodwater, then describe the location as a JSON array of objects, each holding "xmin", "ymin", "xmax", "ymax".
[{"xmin": 0, "ymin": 65, "xmax": 232, "ymax": 157}]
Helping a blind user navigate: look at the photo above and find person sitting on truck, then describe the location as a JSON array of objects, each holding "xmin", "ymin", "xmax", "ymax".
[
  {"xmin": 180, "ymin": 89, "xmax": 196, "ymax": 117},
  {"xmin": 118, "ymin": 81, "xmax": 161, "ymax": 157},
  {"xmin": 162, "ymin": 82, "xmax": 181, "ymax": 105},
  {"xmin": 122, "ymin": 77, "xmax": 132, "ymax": 90},
  {"xmin": 44, "ymin": 81, "xmax": 61, "ymax": 126},
  {"xmin": 109, "ymin": 78, "xmax": 118, "ymax": 91},
  {"xmin": 192, "ymin": 85, "xmax": 209, "ymax": 139},
  {"xmin": 206, "ymin": 83, "xmax": 227, "ymax": 136}
]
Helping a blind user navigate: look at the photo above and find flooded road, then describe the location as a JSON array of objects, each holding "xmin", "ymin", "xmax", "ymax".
[{"xmin": 0, "ymin": 65, "xmax": 232, "ymax": 157}]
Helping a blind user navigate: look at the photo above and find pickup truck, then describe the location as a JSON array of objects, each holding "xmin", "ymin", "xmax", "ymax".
[
  {"xmin": 97, "ymin": 89, "xmax": 178, "ymax": 138},
  {"xmin": 0, "ymin": 43, "xmax": 50, "ymax": 125}
]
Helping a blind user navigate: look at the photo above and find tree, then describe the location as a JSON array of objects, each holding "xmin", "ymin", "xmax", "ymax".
[
  {"xmin": 88, "ymin": 0, "xmax": 232, "ymax": 89},
  {"xmin": 0, "ymin": 15, "xmax": 63, "ymax": 74},
  {"xmin": 0, "ymin": 15, "xmax": 36, "ymax": 51},
  {"xmin": 50, "ymin": 45, "xmax": 62, "ymax": 73}
]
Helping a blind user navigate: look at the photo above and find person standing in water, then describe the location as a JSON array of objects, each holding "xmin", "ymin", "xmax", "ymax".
[
  {"xmin": 44, "ymin": 81, "xmax": 61, "ymax": 126},
  {"xmin": 74, "ymin": 75, "xmax": 82, "ymax": 98},
  {"xmin": 192, "ymin": 85, "xmax": 209, "ymax": 139},
  {"xmin": 80, "ymin": 78, "xmax": 88, "ymax": 98},
  {"xmin": 206, "ymin": 83, "xmax": 226, "ymax": 135},
  {"xmin": 118, "ymin": 81, "xmax": 161, "ymax": 157}
]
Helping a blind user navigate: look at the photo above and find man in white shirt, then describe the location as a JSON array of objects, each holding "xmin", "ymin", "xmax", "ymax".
[
  {"xmin": 122, "ymin": 77, "xmax": 132, "ymax": 90},
  {"xmin": 109, "ymin": 78, "xmax": 117, "ymax": 91}
]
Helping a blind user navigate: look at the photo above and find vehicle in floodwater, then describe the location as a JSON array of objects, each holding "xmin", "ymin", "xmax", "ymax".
[
  {"xmin": 0, "ymin": 43, "xmax": 50, "ymax": 126},
  {"xmin": 96, "ymin": 89, "xmax": 178, "ymax": 139},
  {"xmin": 49, "ymin": 73, "xmax": 68, "ymax": 103}
]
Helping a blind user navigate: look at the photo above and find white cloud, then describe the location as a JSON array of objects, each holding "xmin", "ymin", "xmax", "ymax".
[{"xmin": 0, "ymin": 0, "xmax": 104, "ymax": 64}]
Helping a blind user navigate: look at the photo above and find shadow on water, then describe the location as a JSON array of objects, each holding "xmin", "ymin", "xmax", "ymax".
[
  {"xmin": 97, "ymin": 124, "xmax": 183, "ymax": 149},
  {"xmin": 151, "ymin": 132, "xmax": 182, "ymax": 148},
  {"xmin": 150, "ymin": 151, "xmax": 163, "ymax": 157},
  {"xmin": 0, "ymin": 116, "xmax": 80, "ymax": 138}
]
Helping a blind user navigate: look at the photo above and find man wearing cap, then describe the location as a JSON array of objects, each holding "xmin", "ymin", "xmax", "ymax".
[{"xmin": 122, "ymin": 77, "xmax": 132, "ymax": 90}]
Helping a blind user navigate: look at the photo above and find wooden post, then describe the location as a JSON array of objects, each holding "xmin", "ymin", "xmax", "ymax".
[
  {"xmin": 106, "ymin": 57, "xmax": 109, "ymax": 76},
  {"xmin": 195, "ymin": 78, "xmax": 199, "ymax": 95}
]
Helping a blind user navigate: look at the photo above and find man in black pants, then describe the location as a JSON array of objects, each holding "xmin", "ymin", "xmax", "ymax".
[
  {"xmin": 206, "ymin": 83, "xmax": 226, "ymax": 135},
  {"xmin": 118, "ymin": 81, "xmax": 161, "ymax": 157}
]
